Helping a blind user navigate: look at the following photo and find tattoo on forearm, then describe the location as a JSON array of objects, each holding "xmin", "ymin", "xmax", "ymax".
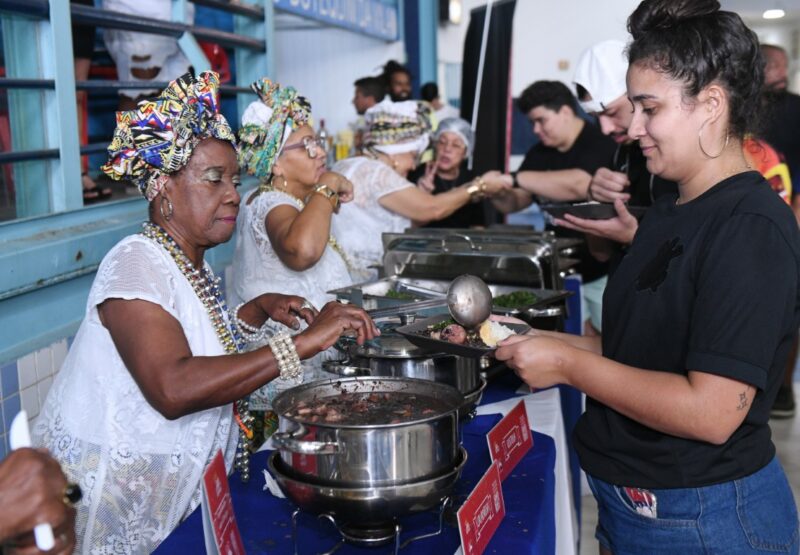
[{"xmin": 736, "ymin": 391, "xmax": 749, "ymax": 411}]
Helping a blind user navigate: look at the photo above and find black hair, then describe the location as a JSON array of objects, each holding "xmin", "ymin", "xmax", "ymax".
[
  {"xmin": 354, "ymin": 76, "xmax": 386, "ymax": 102},
  {"xmin": 627, "ymin": 0, "xmax": 764, "ymax": 138},
  {"xmin": 382, "ymin": 60, "xmax": 412, "ymax": 84},
  {"xmin": 421, "ymin": 82, "xmax": 439, "ymax": 102},
  {"xmin": 517, "ymin": 81, "xmax": 578, "ymax": 115}
]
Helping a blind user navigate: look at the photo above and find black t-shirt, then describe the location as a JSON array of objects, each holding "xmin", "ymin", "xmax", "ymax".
[
  {"xmin": 612, "ymin": 141, "xmax": 677, "ymax": 207},
  {"xmin": 574, "ymin": 171, "xmax": 800, "ymax": 488},
  {"xmin": 518, "ymin": 121, "xmax": 617, "ymax": 283},
  {"xmin": 763, "ymin": 91, "xmax": 800, "ymax": 196},
  {"xmin": 407, "ymin": 163, "xmax": 485, "ymax": 228}
]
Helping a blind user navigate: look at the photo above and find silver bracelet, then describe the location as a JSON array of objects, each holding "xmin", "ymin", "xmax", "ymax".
[
  {"xmin": 231, "ymin": 302, "xmax": 267, "ymax": 342},
  {"xmin": 269, "ymin": 330, "xmax": 302, "ymax": 381}
]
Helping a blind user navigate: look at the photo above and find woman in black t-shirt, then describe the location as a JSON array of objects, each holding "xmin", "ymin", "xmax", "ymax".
[{"xmin": 495, "ymin": 1, "xmax": 800, "ymax": 553}]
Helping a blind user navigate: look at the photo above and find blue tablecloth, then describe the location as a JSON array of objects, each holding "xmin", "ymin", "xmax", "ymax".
[{"xmin": 155, "ymin": 382, "xmax": 557, "ymax": 554}]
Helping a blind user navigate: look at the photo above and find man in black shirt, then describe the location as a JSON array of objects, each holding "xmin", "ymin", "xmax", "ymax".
[
  {"xmin": 561, "ymin": 39, "xmax": 677, "ymax": 245},
  {"xmin": 492, "ymin": 80, "xmax": 617, "ymax": 333}
]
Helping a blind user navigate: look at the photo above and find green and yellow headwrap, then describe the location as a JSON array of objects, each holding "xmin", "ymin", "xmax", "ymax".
[
  {"xmin": 101, "ymin": 71, "xmax": 237, "ymax": 201},
  {"xmin": 237, "ymin": 78, "xmax": 313, "ymax": 180}
]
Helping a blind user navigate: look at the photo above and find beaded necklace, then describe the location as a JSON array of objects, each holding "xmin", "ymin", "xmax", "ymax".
[
  {"xmin": 141, "ymin": 222, "xmax": 254, "ymax": 482},
  {"xmin": 256, "ymin": 185, "xmax": 356, "ymax": 274}
]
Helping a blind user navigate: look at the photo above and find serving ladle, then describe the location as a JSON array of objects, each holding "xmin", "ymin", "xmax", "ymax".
[{"xmin": 446, "ymin": 274, "xmax": 493, "ymax": 329}]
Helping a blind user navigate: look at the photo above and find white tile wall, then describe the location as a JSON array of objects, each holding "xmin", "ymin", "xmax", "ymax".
[
  {"xmin": 17, "ymin": 353, "xmax": 37, "ymax": 390},
  {"xmin": 16, "ymin": 340, "xmax": 65, "ymax": 423}
]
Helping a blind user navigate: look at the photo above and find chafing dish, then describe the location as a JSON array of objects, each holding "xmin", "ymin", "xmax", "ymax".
[{"xmin": 380, "ymin": 231, "xmax": 578, "ymax": 290}]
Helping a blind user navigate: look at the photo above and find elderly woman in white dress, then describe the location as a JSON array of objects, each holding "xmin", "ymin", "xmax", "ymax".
[
  {"xmin": 230, "ymin": 79, "xmax": 356, "ymax": 418},
  {"xmin": 32, "ymin": 72, "xmax": 377, "ymax": 554},
  {"xmin": 331, "ymin": 98, "xmax": 511, "ymax": 278}
]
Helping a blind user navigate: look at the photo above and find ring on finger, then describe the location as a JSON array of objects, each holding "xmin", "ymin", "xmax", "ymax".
[
  {"xmin": 299, "ymin": 301, "xmax": 316, "ymax": 312},
  {"xmin": 62, "ymin": 483, "xmax": 82, "ymax": 507}
]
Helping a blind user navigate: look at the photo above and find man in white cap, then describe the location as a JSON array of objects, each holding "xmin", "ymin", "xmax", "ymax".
[{"xmin": 558, "ymin": 39, "xmax": 676, "ymax": 244}]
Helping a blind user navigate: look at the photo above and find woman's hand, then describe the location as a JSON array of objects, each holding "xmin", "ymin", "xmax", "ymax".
[
  {"xmin": 0, "ymin": 449, "xmax": 76, "ymax": 555},
  {"xmin": 318, "ymin": 171, "xmax": 354, "ymax": 203},
  {"xmin": 480, "ymin": 171, "xmax": 513, "ymax": 197},
  {"xmin": 494, "ymin": 335, "xmax": 575, "ymax": 389},
  {"xmin": 294, "ymin": 301, "xmax": 379, "ymax": 357},
  {"xmin": 417, "ymin": 160, "xmax": 438, "ymax": 193},
  {"xmin": 252, "ymin": 293, "xmax": 316, "ymax": 330}
]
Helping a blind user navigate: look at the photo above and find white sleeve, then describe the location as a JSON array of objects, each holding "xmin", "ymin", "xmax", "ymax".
[{"xmin": 88, "ymin": 236, "xmax": 180, "ymax": 320}]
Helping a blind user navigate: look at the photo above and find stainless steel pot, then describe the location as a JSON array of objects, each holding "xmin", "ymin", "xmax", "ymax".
[
  {"xmin": 271, "ymin": 377, "xmax": 463, "ymax": 487},
  {"xmin": 267, "ymin": 446, "xmax": 467, "ymax": 525},
  {"xmin": 345, "ymin": 333, "xmax": 481, "ymax": 395}
]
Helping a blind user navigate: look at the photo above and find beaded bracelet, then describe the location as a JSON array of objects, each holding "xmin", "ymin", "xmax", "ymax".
[
  {"xmin": 231, "ymin": 302, "xmax": 267, "ymax": 343},
  {"xmin": 269, "ymin": 330, "xmax": 302, "ymax": 381}
]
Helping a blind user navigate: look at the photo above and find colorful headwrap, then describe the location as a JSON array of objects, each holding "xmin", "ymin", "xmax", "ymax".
[
  {"xmin": 102, "ymin": 71, "xmax": 236, "ymax": 201},
  {"xmin": 362, "ymin": 98, "xmax": 433, "ymax": 155},
  {"xmin": 238, "ymin": 78, "xmax": 313, "ymax": 179}
]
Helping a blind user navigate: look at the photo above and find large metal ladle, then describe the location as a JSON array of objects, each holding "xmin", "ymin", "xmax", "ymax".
[{"xmin": 446, "ymin": 274, "xmax": 493, "ymax": 329}]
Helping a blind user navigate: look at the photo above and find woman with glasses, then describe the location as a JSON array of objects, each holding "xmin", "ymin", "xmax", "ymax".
[
  {"xmin": 410, "ymin": 117, "xmax": 502, "ymax": 228},
  {"xmin": 230, "ymin": 79, "xmax": 357, "ymax": 404},
  {"xmin": 331, "ymin": 100, "xmax": 511, "ymax": 279}
]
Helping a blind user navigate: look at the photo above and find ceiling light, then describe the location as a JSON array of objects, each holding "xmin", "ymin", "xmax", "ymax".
[{"xmin": 763, "ymin": 9, "xmax": 786, "ymax": 19}]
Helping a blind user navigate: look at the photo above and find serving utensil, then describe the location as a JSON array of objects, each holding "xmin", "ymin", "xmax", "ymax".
[{"xmin": 446, "ymin": 274, "xmax": 493, "ymax": 328}]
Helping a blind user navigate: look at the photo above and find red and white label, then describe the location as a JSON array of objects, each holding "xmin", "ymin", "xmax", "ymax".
[
  {"xmin": 201, "ymin": 450, "xmax": 245, "ymax": 555},
  {"xmin": 457, "ymin": 462, "xmax": 506, "ymax": 555},
  {"xmin": 486, "ymin": 400, "xmax": 533, "ymax": 480}
]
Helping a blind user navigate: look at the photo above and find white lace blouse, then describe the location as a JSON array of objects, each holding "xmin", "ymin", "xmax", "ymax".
[
  {"xmin": 229, "ymin": 190, "xmax": 353, "ymax": 403},
  {"xmin": 331, "ymin": 157, "xmax": 413, "ymax": 279},
  {"xmin": 33, "ymin": 235, "xmax": 238, "ymax": 554}
]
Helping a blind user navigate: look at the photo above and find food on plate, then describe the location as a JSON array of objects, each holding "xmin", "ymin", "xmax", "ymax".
[
  {"xmin": 493, "ymin": 290, "xmax": 540, "ymax": 308},
  {"xmin": 285, "ymin": 391, "xmax": 448, "ymax": 425},
  {"xmin": 440, "ymin": 323, "xmax": 467, "ymax": 344},
  {"xmin": 479, "ymin": 320, "xmax": 516, "ymax": 347}
]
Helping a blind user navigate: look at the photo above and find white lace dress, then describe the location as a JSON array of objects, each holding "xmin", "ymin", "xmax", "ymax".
[
  {"xmin": 229, "ymin": 190, "xmax": 353, "ymax": 403},
  {"xmin": 33, "ymin": 235, "xmax": 238, "ymax": 555},
  {"xmin": 331, "ymin": 157, "xmax": 413, "ymax": 280}
]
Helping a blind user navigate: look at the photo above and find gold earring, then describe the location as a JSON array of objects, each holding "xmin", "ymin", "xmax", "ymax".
[
  {"xmin": 698, "ymin": 120, "xmax": 729, "ymax": 159},
  {"xmin": 159, "ymin": 196, "xmax": 173, "ymax": 221}
]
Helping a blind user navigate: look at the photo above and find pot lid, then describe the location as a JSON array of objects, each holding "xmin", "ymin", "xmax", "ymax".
[{"xmin": 350, "ymin": 331, "xmax": 430, "ymax": 358}]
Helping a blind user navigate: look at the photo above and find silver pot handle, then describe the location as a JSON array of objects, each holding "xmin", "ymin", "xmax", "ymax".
[
  {"xmin": 525, "ymin": 306, "xmax": 563, "ymax": 318},
  {"xmin": 271, "ymin": 426, "xmax": 342, "ymax": 455}
]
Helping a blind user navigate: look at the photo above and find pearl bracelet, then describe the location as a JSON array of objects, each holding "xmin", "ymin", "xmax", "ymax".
[
  {"xmin": 231, "ymin": 302, "xmax": 267, "ymax": 343},
  {"xmin": 269, "ymin": 330, "xmax": 302, "ymax": 381}
]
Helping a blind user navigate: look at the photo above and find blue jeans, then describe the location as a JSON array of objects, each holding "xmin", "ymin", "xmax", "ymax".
[{"xmin": 586, "ymin": 457, "xmax": 799, "ymax": 554}]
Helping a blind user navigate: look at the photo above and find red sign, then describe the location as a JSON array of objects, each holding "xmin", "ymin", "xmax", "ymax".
[
  {"xmin": 457, "ymin": 462, "xmax": 506, "ymax": 555},
  {"xmin": 486, "ymin": 400, "xmax": 533, "ymax": 480},
  {"xmin": 201, "ymin": 450, "xmax": 245, "ymax": 555}
]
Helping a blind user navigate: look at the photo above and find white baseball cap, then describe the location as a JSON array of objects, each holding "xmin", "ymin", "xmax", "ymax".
[{"xmin": 573, "ymin": 40, "xmax": 628, "ymax": 114}]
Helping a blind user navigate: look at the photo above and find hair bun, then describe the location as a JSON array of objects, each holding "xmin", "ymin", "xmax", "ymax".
[{"xmin": 628, "ymin": 0, "xmax": 720, "ymax": 38}]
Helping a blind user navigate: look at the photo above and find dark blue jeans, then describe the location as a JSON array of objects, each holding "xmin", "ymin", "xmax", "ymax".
[{"xmin": 587, "ymin": 457, "xmax": 799, "ymax": 554}]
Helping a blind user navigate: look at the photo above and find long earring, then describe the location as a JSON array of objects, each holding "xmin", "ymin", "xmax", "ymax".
[
  {"xmin": 159, "ymin": 196, "xmax": 174, "ymax": 221},
  {"xmin": 698, "ymin": 120, "xmax": 729, "ymax": 159}
]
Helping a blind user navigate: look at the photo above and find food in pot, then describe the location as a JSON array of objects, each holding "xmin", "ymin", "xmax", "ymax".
[
  {"xmin": 285, "ymin": 391, "xmax": 449, "ymax": 425},
  {"xmin": 493, "ymin": 290, "xmax": 540, "ymax": 308},
  {"xmin": 479, "ymin": 320, "xmax": 516, "ymax": 347}
]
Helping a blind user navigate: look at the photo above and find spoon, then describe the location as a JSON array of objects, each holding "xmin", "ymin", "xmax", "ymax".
[{"xmin": 446, "ymin": 275, "xmax": 493, "ymax": 329}]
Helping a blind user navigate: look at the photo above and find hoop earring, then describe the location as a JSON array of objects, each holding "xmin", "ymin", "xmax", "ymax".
[
  {"xmin": 698, "ymin": 120, "xmax": 729, "ymax": 159},
  {"xmin": 271, "ymin": 174, "xmax": 288, "ymax": 191},
  {"xmin": 159, "ymin": 196, "xmax": 173, "ymax": 221}
]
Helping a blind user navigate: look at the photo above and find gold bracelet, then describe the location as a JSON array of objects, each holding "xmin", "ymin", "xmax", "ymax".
[
  {"xmin": 313, "ymin": 184, "xmax": 340, "ymax": 213},
  {"xmin": 466, "ymin": 177, "xmax": 486, "ymax": 202}
]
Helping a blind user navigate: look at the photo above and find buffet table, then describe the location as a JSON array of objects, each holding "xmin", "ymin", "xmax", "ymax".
[{"xmin": 155, "ymin": 373, "xmax": 570, "ymax": 555}]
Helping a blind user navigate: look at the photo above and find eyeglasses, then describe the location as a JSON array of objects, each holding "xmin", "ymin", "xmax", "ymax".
[{"xmin": 282, "ymin": 136, "xmax": 327, "ymax": 158}]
